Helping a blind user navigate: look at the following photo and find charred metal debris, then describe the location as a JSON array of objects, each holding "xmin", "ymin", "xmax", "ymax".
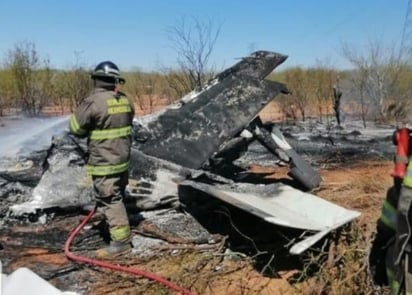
[{"xmin": 0, "ymin": 51, "xmax": 360, "ymax": 262}]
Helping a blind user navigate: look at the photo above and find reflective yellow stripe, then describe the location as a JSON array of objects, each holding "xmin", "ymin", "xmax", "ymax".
[
  {"xmin": 387, "ymin": 268, "xmax": 400, "ymax": 294},
  {"xmin": 404, "ymin": 164, "xmax": 412, "ymax": 187},
  {"xmin": 108, "ymin": 105, "xmax": 132, "ymax": 114},
  {"xmin": 90, "ymin": 126, "xmax": 132, "ymax": 140},
  {"xmin": 387, "ymin": 268, "xmax": 395, "ymax": 283},
  {"xmin": 387, "ymin": 267, "xmax": 412, "ymax": 295},
  {"xmin": 391, "ymin": 280, "xmax": 400, "ymax": 294},
  {"xmin": 107, "ymin": 97, "xmax": 129, "ymax": 106},
  {"xmin": 106, "ymin": 97, "xmax": 132, "ymax": 114},
  {"xmin": 86, "ymin": 161, "xmax": 129, "ymax": 176},
  {"xmin": 69, "ymin": 115, "xmax": 87, "ymax": 136},
  {"xmin": 110, "ymin": 225, "xmax": 131, "ymax": 241},
  {"xmin": 380, "ymin": 200, "xmax": 397, "ymax": 230},
  {"xmin": 380, "ymin": 215, "xmax": 396, "ymax": 230}
]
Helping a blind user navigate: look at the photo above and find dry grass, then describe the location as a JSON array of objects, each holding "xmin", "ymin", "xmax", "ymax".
[
  {"xmin": 139, "ymin": 160, "xmax": 394, "ymax": 295},
  {"xmin": 290, "ymin": 160, "xmax": 393, "ymax": 295},
  {"xmin": 77, "ymin": 160, "xmax": 396, "ymax": 294},
  {"xmin": 4, "ymin": 160, "xmax": 395, "ymax": 294}
]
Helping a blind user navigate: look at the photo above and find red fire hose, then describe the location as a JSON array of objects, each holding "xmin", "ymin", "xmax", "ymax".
[{"xmin": 64, "ymin": 207, "xmax": 195, "ymax": 295}]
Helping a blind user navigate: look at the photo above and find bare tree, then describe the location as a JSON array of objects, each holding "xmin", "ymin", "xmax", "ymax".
[
  {"xmin": 345, "ymin": 67, "xmax": 369, "ymax": 127},
  {"xmin": 0, "ymin": 68, "xmax": 16, "ymax": 116},
  {"xmin": 284, "ymin": 67, "xmax": 311, "ymax": 121},
  {"xmin": 5, "ymin": 41, "xmax": 53, "ymax": 116},
  {"xmin": 342, "ymin": 40, "xmax": 410, "ymax": 123},
  {"xmin": 165, "ymin": 17, "xmax": 222, "ymax": 99},
  {"xmin": 65, "ymin": 52, "xmax": 92, "ymax": 111},
  {"xmin": 124, "ymin": 71, "xmax": 168, "ymax": 114},
  {"xmin": 124, "ymin": 70, "xmax": 145, "ymax": 112},
  {"xmin": 52, "ymin": 52, "xmax": 92, "ymax": 114},
  {"xmin": 277, "ymin": 94, "xmax": 298, "ymax": 122},
  {"xmin": 309, "ymin": 65, "xmax": 337, "ymax": 124},
  {"xmin": 163, "ymin": 69, "xmax": 191, "ymax": 101}
]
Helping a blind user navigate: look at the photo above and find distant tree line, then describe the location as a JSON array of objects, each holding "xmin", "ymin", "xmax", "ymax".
[
  {"xmin": 1, "ymin": 30, "xmax": 412, "ymax": 127},
  {"xmin": 0, "ymin": 18, "xmax": 221, "ymax": 117},
  {"xmin": 0, "ymin": 41, "xmax": 92, "ymax": 116},
  {"xmin": 0, "ymin": 42, "xmax": 208, "ymax": 117},
  {"xmin": 269, "ymin": 41, "xmax": 412, "ymax": 127}
]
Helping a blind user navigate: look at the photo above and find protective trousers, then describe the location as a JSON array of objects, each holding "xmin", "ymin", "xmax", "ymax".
[
  {"xmin": 369, "ymin": 186, "xmax": 398, "ymax": 286},
  {"xmin": 393, "ymin": 186, "xmax": 412, "ymax": 294},
  {"xmin": 92, "ymin": 171, "xmax": 131, "ymax": 242}
]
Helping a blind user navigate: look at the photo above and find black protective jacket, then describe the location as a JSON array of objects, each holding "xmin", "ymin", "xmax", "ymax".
[{"xmin": 69, "ymin": 88, "xmax": 135, "ymax": 176}]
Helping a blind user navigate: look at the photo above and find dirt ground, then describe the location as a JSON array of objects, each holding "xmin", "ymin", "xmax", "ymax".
[
  {"xmin": 0, "ymin": 159, "xmax": 393, "ymax": 295},
  {"xmin": 0, "ymin": 97, "xmax": 394, "ymax": 294}
]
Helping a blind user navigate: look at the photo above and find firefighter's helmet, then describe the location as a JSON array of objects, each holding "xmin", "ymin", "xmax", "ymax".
[{"xmin": 91, "ymin": 61, "xmax": 125, "ymax": 84}]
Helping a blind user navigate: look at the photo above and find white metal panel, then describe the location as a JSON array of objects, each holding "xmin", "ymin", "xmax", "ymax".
[{"xmin": 180, "ymin": 181, "xmax": 360, "ymax": 254}]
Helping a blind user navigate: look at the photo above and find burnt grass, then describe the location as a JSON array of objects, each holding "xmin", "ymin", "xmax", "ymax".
[
  {"xmin": 0, "ymin": 159, "xmax": 390, "ymax": 294},
  {"xmin": 0, "ymin": 121, "xmax": 395, "ymax": 294}
]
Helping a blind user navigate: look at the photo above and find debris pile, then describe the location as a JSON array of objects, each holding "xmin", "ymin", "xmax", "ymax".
[{"xmin": 0, "ymin": 50, "xmax": 395, "ymax": 293}]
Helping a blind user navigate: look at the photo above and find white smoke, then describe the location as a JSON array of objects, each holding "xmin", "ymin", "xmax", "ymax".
[{"xmin": 0, "ymin": 116, "xmax": 69, "ymax": 159}]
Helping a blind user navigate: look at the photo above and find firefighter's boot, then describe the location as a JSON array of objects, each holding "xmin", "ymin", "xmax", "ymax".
[{"xmin": 95, "ymin": 225, "xmax": 132, "ymax": 259}]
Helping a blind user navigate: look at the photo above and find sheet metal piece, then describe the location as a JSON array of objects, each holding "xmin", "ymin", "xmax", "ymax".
[{"xmin": 179, "ymin": 180, "xmax": 360, "ymax": 254}]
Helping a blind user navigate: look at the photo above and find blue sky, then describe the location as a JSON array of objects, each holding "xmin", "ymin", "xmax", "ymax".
[{"xmin": 0, "ymin": 0, "xmax": 408, "ymax": 71}]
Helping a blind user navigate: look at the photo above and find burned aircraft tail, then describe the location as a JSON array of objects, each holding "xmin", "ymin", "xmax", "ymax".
[
  {"xmin": 214, "ymin": 50, "xmax": 288, "ymax": 80},
  {"xmin": 135, "ymin": 51, "xmax": 289, "ymax": 170}
]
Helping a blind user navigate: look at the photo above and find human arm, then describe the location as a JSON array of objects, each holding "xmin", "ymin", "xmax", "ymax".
[{"xmin": 68, "ymin": 100, "xmax": 94, "ymax": 138}]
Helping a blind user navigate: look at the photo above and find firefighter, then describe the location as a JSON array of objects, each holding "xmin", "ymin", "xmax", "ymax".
[
  {"xmin": 69, "ymin": 61, "xmax": 135, "ymax": 258},
  {"xmin": 369, "ymin": 128, "xmax": 412, "ymax": 293},
  {"xmin": 389, "ymin": 128, "xmax": 412, "ymax": 294},
  {"xmin": 393, "ymin": 162, "xmax": 412, "ymax": 294}
]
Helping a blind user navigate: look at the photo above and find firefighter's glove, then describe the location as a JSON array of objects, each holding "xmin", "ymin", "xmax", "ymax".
[
  {"xmin": 127, "ymin": 178, "xmax": 154, "ymax": 197},
  {"xmin": 126, "ymin": 178, "xmax": 159, "ymax": 210},
  {"xmin": 126, "ymin": 178, "xmax": 180, "ymax": 210}
]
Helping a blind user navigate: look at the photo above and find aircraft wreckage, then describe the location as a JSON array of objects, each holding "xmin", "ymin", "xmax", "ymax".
[{"xmin": 2, "ymin": 50, "xmax": 360, "ymax": 255}]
